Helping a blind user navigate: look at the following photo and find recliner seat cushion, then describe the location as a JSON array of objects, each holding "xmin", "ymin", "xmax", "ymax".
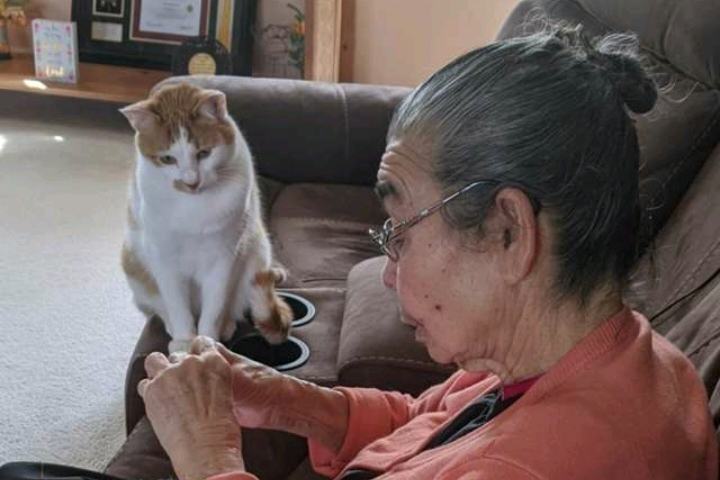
[{"xmin": 269, "ymin": 184, "xmax": 385, "ymax": 288}]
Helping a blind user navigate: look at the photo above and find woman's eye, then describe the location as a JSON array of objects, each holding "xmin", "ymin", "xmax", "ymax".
[
  {"xmin": 159, "ymin": 155, "xmax": 176, "ymax": 165},
  {"xmin": 196, "ymin": 149, "xmax": 211, "ymax": 160}
]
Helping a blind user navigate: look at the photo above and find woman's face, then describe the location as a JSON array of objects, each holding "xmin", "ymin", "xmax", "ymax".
[{"xmin": 377, "ymin": 140, "xmax": 512, "ymax": 369}]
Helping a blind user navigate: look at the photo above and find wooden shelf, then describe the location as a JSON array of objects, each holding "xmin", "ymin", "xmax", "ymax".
[{"xmin": 0, "ymin": 54, "xmax": 170, "ymax": 104}]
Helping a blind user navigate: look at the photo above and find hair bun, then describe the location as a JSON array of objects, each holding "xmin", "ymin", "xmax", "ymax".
[
  {"xmin": 597, "ymin": 52, "xmax": 657, "ymax": 114},
  {"xmin": 551, "ymin": 27, "xmax": 658, "ymax": 114}
]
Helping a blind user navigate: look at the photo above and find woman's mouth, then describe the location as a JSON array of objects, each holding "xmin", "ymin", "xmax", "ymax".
[{"xmin": 400, "ymin": 312, "xmax": 423, "ymax": 329}]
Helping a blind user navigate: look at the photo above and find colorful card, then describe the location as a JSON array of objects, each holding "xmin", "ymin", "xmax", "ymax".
[{"xmin": 32, "ymin": 19, "xmax": 79, "ymax": 84}]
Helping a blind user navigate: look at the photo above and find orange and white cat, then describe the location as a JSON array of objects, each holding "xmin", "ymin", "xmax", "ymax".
[{"xmin": 120, "ymin": 83, "xmax": 291, "ymax": 353}]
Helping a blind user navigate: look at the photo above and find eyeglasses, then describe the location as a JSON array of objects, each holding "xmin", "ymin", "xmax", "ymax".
[{"xmin": 368, "ymin": 180, "xmax": 502, "ymax": 262}]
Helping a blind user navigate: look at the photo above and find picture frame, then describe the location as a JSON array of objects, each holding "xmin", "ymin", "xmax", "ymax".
[
  {"xmin": 92, "ymin": 0, "xmax": 124, "ymax": 19},
  {"xmin": 72, "ymin": 0, "xmax": 257, "ymax": 74}
]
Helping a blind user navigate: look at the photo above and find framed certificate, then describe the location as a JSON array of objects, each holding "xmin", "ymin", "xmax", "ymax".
[
  {"xmin": 130, "ymin": 0, "xmax": 210, "ymax": 44},
  {"xmin": 71, "ymin": 0, "xmax": 257, "ymax": 74}
]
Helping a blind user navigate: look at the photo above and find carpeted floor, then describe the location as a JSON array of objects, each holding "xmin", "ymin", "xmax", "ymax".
[{"xmin": 0, "ymin": 93, "xmax": 146, "ymax": 470}]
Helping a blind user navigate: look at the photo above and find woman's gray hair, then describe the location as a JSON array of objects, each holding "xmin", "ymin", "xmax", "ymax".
[{"xmin": 388, "ymin": 26, "xmax": 657, "ymax": 303}]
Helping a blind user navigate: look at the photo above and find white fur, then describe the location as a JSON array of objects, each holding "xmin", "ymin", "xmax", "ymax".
[{"xmin": 124, "ymin": 119, "xmax": 284, "ymax": 352}]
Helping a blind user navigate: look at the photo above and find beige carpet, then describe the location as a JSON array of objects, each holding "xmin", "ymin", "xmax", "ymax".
[{"xmin": 0, "ymin": 93, "xmax": 146, "ymax": 469}]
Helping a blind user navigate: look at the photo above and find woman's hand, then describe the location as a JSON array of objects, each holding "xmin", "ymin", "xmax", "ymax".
[
  {"xmin": 138, "ymin": 337, "xmax": 246, "ymax": 480},
  {"xmin": 214, "ymin": 342, "xmax": 350, "ymax": 452}
]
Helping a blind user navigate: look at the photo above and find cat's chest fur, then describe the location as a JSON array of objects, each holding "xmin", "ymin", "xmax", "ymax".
[{"xmin": 133, "ymin": 166, "xmax": 250, "ymax": 276}]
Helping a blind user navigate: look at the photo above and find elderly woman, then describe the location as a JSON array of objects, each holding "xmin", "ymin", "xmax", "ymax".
[{"xmin": 138, "ymin": 28, "xmax": 718, "ymax": 480}]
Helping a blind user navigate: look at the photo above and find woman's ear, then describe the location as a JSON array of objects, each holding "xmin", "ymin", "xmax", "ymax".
[
  {"xmin": 120, "ymin": 100, "xmax": 158, "ymax": 132},
  {"xmin": 493, "ymin": 187, "xmax": 540, "ymax": 284}
]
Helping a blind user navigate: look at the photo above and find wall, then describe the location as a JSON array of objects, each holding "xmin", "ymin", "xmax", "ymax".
[
  {"xmin": 344, "ymin": 0, "xmax": 520, "ymax": 86},
  {"xmin": 7, "ymin": 0, "xmax": 71, "ymax": 53},
  {"xmin": 9, "ymin": 0, "xmax": 520, "ymax": 86}
]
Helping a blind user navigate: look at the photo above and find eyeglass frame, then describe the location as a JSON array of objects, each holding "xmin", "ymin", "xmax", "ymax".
[{"xmin": 368, "ymin": 179, "xmax": 540, "ymax": 262}]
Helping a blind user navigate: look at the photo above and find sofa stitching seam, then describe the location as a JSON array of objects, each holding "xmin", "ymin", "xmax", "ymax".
[
  {"xmin": 337, "ymin": 84, "xmax": 350, "ymax": 166},
  {"xmin": 687, "ymin": 326, "xmax": 720, "ymax": 359},
  {"xmin": 339, "ymin": 355, "xmax": 451, "ymax": 370},
  {"xmin": 274, "ymin": 217, "xmax": 375, "ymax": 228},
  {"xmin": 655, "ymin": 105, "xmax": 720, "ymax": 197},
  {"xmin": 661, "ymin": 240, "xmax": 720, "ymax": 318}
]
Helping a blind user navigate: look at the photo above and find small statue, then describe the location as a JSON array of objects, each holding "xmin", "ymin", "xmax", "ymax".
[{"xmin": 0, "ymin": 0, "xmax": 28, "ymax": 60}]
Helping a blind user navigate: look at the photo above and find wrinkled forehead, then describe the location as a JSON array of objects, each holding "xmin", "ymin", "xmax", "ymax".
[{"xmin": 376, "ymin": 140, "xmax": 437, "ymax": 213}]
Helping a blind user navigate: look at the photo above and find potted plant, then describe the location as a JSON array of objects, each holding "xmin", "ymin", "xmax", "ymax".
[
  {"xmin": 0, "ymin": 0, "xmax": 28, "ymax": 60},
  {"xmin": 286, "ymin": 3, "xmax": 305, "ymax": 77}
]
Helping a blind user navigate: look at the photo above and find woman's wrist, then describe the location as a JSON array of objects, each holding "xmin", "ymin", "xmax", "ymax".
[
  {"xmin": 272, "ymin": 379, "xmax": 349, "ymax": 453},
  {"xmin": 174, "ymin": 447, "xmax": 246, "ymax": 480},
  {"xmin": 301, "ymin": 384, "xmax": 349, "ymax": 452}
]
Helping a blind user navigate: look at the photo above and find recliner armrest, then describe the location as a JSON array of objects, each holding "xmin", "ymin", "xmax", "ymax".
[
  {"xmin": 153, "ymin": 76, "xmax": 411, "ymax": 186},
  {"xmin": 123, "ymin": 316, "xmax": 169, "ymax": 435}
]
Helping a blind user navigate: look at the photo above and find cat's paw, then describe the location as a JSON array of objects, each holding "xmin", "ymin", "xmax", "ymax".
[
  {"xmin": 271, "ymin": 267, "xmax": 288, "ymax": 285},
  {"xmin": 168, "ymin": 338, "xmax": 194, "ymax": 353},
  {"xmin": 256, "ymin": 296, "xmax": 292, "ymax": 345}
]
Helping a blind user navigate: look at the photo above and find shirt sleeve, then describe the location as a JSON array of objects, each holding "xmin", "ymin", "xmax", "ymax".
[
  {"xmin": 437, "ymin": 457, "xmax": 543, "ymax": 480},
  {"xmin": 205, "ymin": 471, "xmax": 259, "ymax": 480},
  {"xmin": 308, "ymin": 371, "xmax": 467, "ymax": 478}
]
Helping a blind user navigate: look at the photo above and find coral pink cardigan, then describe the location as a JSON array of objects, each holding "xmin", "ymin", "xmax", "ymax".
[{"xmin": 211, "ymin": 308, "xmax": 718, "ymax": 479}]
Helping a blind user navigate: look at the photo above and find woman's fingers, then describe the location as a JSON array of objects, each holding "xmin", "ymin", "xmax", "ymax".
[
  {"xmin": 169, "ymin": 351, "xmax": 188, "ymax": 363},
  {"xmin": 190, "ymin": 336, "xmax": 217, "ymax": 355},
  {"xmin": 215, "ymin": 342, "xmax": 244, "ymax": 365},
  {"xmin": 137, "ymin": 378, "xmax": 150, "ymax": 398},
  {"xmin": 145, "ymin": 351, "xmax": 171, "ymax": 378}
]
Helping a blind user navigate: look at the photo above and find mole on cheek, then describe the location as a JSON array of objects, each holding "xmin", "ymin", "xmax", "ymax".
[{"xmin": 434, "ymin": 304, "xmax": 442, "ymax": 311}]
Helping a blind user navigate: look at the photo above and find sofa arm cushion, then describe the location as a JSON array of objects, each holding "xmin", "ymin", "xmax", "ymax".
[
  {"xmin": 338, "ymin": 257, "xmax": 455, "ymax": 396},
  {"xmin": 123, "ymin": 316, "xmax": 170, "ymax": 435},
  {"xmin": 154, "ymin": 76, "xmax": 411, "ymax": 186}
]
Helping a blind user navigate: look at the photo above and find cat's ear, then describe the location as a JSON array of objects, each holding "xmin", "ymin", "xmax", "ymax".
[
  {"xmin": 120, "ymin": 101, "xmax": 158, "ymax": 132},
  {"xmin": 198, "ymin": 90, "xmax": 228, "ymax": 121}
]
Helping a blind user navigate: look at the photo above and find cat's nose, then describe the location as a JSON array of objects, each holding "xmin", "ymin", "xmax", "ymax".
[{"xmin": 181, "ymin": 171, "xmax": 200, "ymax": 191}]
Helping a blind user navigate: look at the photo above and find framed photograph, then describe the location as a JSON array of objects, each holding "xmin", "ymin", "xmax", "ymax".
[
  {"xmin": 72, "ymin": 0, "xmax": 257, "ymax": 74},
  {"xmin": 92, "ymin": 0, "xmax": 124, "ymax": 18}
]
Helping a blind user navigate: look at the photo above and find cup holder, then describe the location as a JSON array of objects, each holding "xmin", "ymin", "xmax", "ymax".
[
  {"xmin": 226, "ymin": 334, "xmax": 310, "ymax": 372},
  {"xmin": 277, "ymin": 291, "xmax": 316, "ymax": 327}
]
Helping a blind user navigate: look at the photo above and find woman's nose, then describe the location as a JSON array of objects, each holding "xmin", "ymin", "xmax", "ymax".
[{"xmin": 382, "ymin": 256, "xmax": 397, "ymax": 290}]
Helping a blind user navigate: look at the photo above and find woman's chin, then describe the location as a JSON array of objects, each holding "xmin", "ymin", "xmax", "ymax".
[{"xmin": 420, "ymin": 335, "xmax": 454, "ymax": 366}]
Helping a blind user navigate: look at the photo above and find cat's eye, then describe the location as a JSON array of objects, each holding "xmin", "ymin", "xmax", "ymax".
[
  {"xmin": 196, "ymin": 149, "xmax": 212, "ymax": 160},
  {"xmin": 159, "ymin": 155, "xmax": 176, "ymax": 165}
]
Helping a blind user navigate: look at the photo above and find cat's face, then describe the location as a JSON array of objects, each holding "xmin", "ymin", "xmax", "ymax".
[{"xmin": 121, "ymin": 84, "xmax": 238, "ymax": 194}]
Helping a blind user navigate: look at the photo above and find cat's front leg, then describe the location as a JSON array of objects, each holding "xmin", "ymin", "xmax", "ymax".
[
  {"xmin": 197, "ymin": 262, "xmax": 235, "ymax": 341},
  {"xmin": 155, "ymin": 270, "xmax": 197, "ymax": 353}
]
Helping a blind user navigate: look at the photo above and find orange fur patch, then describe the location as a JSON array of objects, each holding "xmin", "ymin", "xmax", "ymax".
[
  {"xmin": 121, "ymin": 244, "xmax": 159, "ymax": 295},
  {"xmin": 134, "ymin": 83, "xmax": 235, "ymax": 160}
]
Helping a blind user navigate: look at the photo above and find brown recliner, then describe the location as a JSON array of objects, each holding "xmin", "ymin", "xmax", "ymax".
[{"xmin": 105, "ymin": 0, "xmax": 720, "ymax": 478}]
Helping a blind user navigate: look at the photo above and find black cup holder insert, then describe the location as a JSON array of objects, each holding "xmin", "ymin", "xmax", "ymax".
[
  {"xmin": 277, "ymin": 291, "xmax": 316, "ymax": 327},
  {"xmin": 226, "ymin": 334, "xmax": 310, "ymax": 372}
]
